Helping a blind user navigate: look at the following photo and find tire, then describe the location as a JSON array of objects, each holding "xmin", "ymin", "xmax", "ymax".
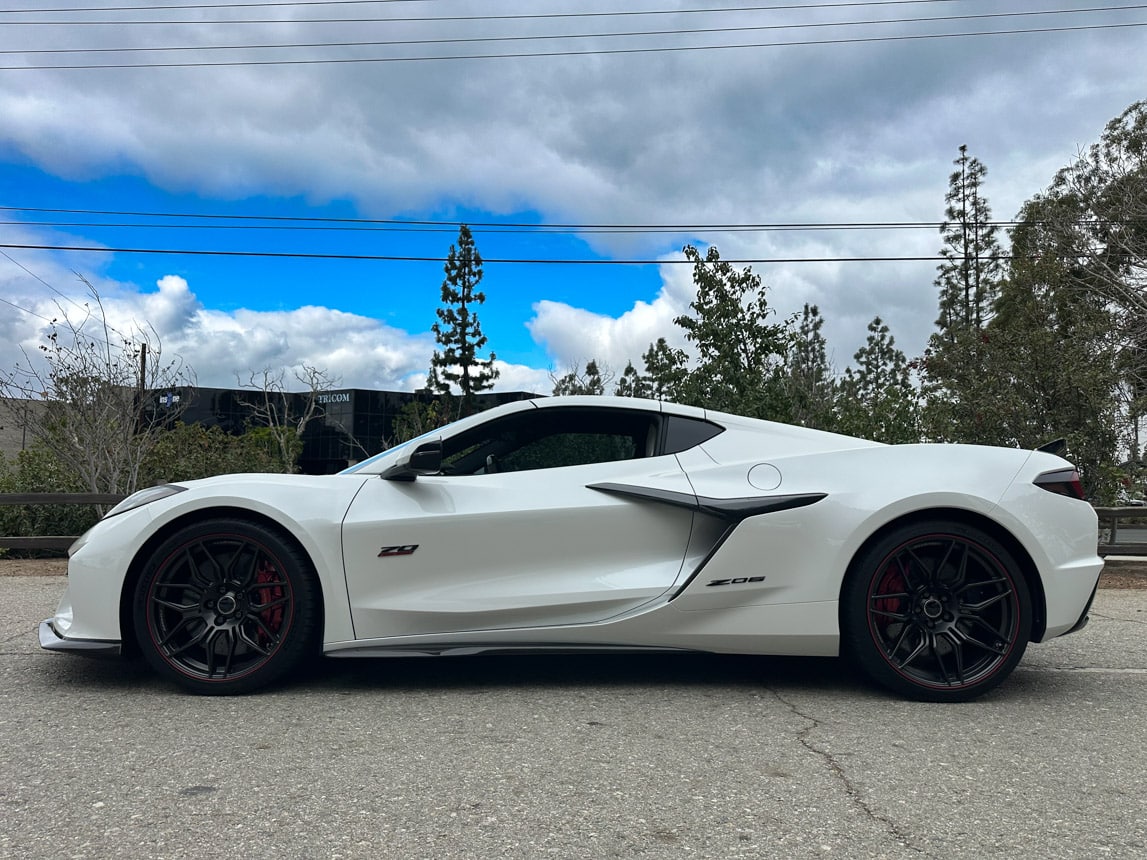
[
  {"xmin": 132, "ymin": 518, "xmax": 319, "ymax": 695},
  {"xmin": 841, "ymin": 520, "xmax": 1032, "ymax": 703}
]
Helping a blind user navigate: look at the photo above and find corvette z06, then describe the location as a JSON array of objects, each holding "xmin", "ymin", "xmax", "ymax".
[{"xmin": 39, "ymin": 395, "xmax": 1103, "ymax": 702}]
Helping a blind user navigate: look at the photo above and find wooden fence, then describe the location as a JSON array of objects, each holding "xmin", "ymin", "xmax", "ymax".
[{"xmin": 2, "ymin": 493, "xmax": 1146, "ymax": 556}]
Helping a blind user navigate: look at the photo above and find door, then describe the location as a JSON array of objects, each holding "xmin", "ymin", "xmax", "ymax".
[{"xmin": 341, "ymin": 406, "xmax": 696, "ymax": 640}]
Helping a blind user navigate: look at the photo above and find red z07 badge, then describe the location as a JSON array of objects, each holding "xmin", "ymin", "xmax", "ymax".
[{"xmin": 378, "ymin": 544, "xmax": 419, "ymax": 557}]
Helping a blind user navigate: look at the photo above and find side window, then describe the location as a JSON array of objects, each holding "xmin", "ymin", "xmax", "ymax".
[
  {"xmin": 500, "ymin": 432, "xmax": 636, "ymax": 472},
  {"xmin": 440, "ymin": 408, "xmax": 655, "ymax": 476},
  {"xmin": 663, "ymin": 415, "xmax": 725, "ymax": 454}
]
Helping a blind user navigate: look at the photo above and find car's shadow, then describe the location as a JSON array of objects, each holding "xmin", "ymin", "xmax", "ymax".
[
  {"xmin": 36, "ymin": 649, "xmax": 872, "ymax": 698},
  {"xmin": 299, "ymin": 650, "xmax": 868, "ymax": 697}
]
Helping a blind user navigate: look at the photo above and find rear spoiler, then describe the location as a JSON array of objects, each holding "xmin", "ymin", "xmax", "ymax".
[{"xmin": 1036, "ymin": 438, "xmax": 1068, "ymax": 457}]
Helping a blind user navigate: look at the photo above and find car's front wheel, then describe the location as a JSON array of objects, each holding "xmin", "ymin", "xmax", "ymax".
[
  {"xmin": 841, "ymin": 520, "xmax": 1032, "ymax": 702},
  {"xmin": 132, "ymin": 518, "xmax": 319, "ymax": 695}
]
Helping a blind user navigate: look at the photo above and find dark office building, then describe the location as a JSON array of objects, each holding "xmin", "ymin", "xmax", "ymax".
[{"xmin": 155, "ymin": 386, "xmax": 538, "ymax": 474}]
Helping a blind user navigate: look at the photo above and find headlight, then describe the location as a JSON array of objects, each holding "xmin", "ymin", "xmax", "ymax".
[{"xmin": 104, "ymin": 484, "xmax": 187, "ymax": 519}]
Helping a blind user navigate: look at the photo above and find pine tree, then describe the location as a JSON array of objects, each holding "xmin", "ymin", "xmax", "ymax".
[
  {"xmin": 922, "ymin": 146, "xmax": 1006, "ymax": 443},
  {"xmin": 429, "ymin": 225, "xmax": 498, "ymax": 414},
  {"xmin": 614, "ymin": 361, "xmax": 652, "ymax": 398},
  {"xmin": 836, "ymin": 317, "xmax": 920, "ymax": 443},
  {"xmin": 786, "ymin": 303, "xmax": 835, "ymax": 429},
  {"xmin": 936, "ymin": 145, "xmax": 1004, "ymax": 334},
  {"xmin": 640, "ymin": 337, "xmax": 689, "ymax": 402}
]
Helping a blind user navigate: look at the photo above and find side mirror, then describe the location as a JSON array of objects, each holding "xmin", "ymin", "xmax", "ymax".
[{"xmin": 381, "ymin": 441, "xmax": 443, "ymax": 482}]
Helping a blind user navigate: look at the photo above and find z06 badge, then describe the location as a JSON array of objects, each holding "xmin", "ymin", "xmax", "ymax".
[
  {"xmin": 706, "ymin": 576, "xmax": 765, "ymax": 587},
  {"xmin": 378, "ymin": 544, "xmax": 419, "ymax": 557}
]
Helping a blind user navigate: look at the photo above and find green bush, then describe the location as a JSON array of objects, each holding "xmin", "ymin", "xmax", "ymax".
[
  {"xmin": 0, "ymin": 446, "xmax": 100, "ymax": 555},
  {"xmin": 139, "ymin": 423, "xmax": 282, "ymax": 485}
]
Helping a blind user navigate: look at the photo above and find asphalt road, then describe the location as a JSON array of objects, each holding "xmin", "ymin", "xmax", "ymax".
[{"xmin": 2, "ymin": 576, "xmax": 1145, "ymax": 860}]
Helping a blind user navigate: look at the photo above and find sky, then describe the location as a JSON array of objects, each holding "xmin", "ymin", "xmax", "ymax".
[{"xmin": 1, "ymin": 0, "xmax": 1145, "ymax": 397}]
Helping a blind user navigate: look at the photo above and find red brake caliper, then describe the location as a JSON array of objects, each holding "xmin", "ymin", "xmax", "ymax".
[
  {"xmin": 874, "ymin": 564, "xmax": 906, "ymax": 634},
  {"xmin": 255, "ymin": 560, "xmax": 285, "ymax": 644}
]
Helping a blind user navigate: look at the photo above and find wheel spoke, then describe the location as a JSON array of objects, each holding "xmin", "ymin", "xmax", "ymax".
[
  {"xmin": 151, "ymin": 594, "xmax": 199, "ymax": 613},
  {"xmin": 939, "ymin": 631, "xmax": 967, "ymax": 686},
  {"xmin": 887, "ymin": 621, "xmax": 916, "ymax": 660},
  {"xmin": 155, "ymin": 615, "xmax": 197, "ymax": 650},
  {"xmin": 961, "ymin": 588, "xmax": 1013, "ymax": 614},
  {"xmin": 237, "ymin": 624, "xmax": 274, "ymax": 657},
  {"xmin": 247, "ymin": 612, "xmax": 283, "ymax": 646},
  {"xmin": 935, "ymin": 539, "xmax": 958, "ymax": 583},
  {"xmin": 235, "ymin": 546, "xmax": 261, "ymax": 589},
  {"xmin": 907, "ymin": 545, "xmax": 942, "ymax": 583},
  {"xmin": 957, "ymin": 617, "xmax": 1011, "ymax": 654},
  {"xmin": 893, "ymin": 634, "xmax": 929, "ymax": 670},
  {"xmin": 164, "ymin": 619, "xmax": 212, "ymax": 657},
  {"xmin": 930, "ymin": 634, "xmax": 956, "ymax": 686},
  {"xmin": 250, "ymin": 593, "xmax": 290, "ymax": 613}
]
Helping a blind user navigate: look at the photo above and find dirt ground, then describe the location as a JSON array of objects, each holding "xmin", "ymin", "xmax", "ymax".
[{"xmin": 3, "ymin": 556, "xmax": 1145, "ymax": 587}]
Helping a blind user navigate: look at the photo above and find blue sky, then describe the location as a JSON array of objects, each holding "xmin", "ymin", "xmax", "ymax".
[
  {"xmin": 3, "ymin": 159, "xmax": 679, "ymax": 370},
  {"xmin": 2, "ymin": 0, "xmax": 1145, "ymax": 394}
]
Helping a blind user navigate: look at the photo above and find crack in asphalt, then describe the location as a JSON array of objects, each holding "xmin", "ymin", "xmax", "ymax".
[
  {"xmin": 769, "ymin": 688, "xmax": 932, "ymax": 858},
  {"xmin": 1089, "ymin": 610, "xmax": 1147, "ymax": 625}
]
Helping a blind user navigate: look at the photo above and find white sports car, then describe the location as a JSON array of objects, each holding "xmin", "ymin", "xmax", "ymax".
[{"xmin": 40, "ymin": 395, "xmax": 1103, "ymax": 702}]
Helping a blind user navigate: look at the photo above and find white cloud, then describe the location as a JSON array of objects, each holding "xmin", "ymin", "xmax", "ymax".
[
  {"xmin": 2, "ymin": 274, "xmax": 437, "ymax": 392},
  {"xmin": 526, "ymin": 254, "xmax": 696, "ymax": 374}
]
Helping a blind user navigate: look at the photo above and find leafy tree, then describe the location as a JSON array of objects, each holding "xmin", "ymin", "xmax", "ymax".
[
  {"xmin": 673, "ymin": 245, "xmax": 793, "ymax": 419},
  {"xmin": 836, "ymin": 317, "xmax": 920, "ymax": 443},
  {"xmin": 786, "ymin": 303, "xmax": 836, "ymax": 430},
  {"xmin": 922, "ymin": 146, "xmax": 1006, "ymax": 443},
  {"xmin": 0, "ymin": 277, "xmax": 192, "ymax": 500},
  {"xmin": 429, "ymin": 225, "xmax": 499, "ymax": 413},
  {"xmin": 551, "ymin": 360, "xmax": 611, "ymax": 395},
  {"xmin": 1032, "ymin": 100, "xmax": 1147, "ymax": 461},
  {"xmin": 986, "ymin": 197, "xmax": 1123, "ymax": 500}
]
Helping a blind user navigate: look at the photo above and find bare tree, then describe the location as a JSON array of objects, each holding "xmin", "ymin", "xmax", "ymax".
[
  {"xmin": 237, "ymin": 364, "xmax": 339, "ymax": 472},
  {"xmin": 0, "ymin": 276, "xmax": 193, "ymax": 499}
]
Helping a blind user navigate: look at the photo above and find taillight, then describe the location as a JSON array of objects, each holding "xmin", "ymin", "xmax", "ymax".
[{"xmin": 1034, "ymin": 468, "xmax": 1085, "ymax": 500}]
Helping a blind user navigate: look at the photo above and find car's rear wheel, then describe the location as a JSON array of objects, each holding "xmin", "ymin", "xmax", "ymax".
[
  {"xmin": 132, "ymin": 519, "xmax": 318, "ymax": 695},
  {"xmin": 841, "ymin": 520, "xmax": 1032, "ymax": 702}
]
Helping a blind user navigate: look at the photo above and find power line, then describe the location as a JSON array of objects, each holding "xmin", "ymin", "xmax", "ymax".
[
  {"xmin": 0, "ymin": 0, "xmax": 969, "ymax": 24},
  {"xmin": 0, "ymin": 292, "xmax": 54, "ymax": 324},
  {"xmin": 0, "ymin": 205, "xmax": 1127, "ymax": 232},
  {"xmin": 0, "ymin": 203, "xmax": 956, "ymax": 228},
  {"xmin": 8, "ymin": 4, "xmax": 1142, "ymax": 55},
  {"xmin": 0, "ymin": 219, "xmax": 971, "ymax": 234},
  {"xmin": 0, "ymin": 241, "xmax": 1004, "ymax": 263},
  {"xmin": 0, "ymin": 250, "xmax": 142, "ymax": 345},
  {"xmin": 4, "ymin": 19, "xmax": 1143, "ymax": 69}
]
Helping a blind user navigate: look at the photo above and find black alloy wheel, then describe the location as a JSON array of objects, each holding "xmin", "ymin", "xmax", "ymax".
[
  {"xmin": 133, "ymin": 519, "xmax": 318, "ymax": 695},
  {"xmin": 841, "ymin": 520, "xmax": 1032, "ymax": 702}
]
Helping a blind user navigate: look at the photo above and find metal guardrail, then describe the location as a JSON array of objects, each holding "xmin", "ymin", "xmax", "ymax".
[
  {"xmin": 0, "ymin": 493, "xmax": 125, "ymax": 551},
  {"xmin": 2, "ymin": 494, "xmax": 1146, "ymax": 556},
  {"xmin": 1095, "ymin": 506, "xmax": 1147, "ymax": 557}
]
